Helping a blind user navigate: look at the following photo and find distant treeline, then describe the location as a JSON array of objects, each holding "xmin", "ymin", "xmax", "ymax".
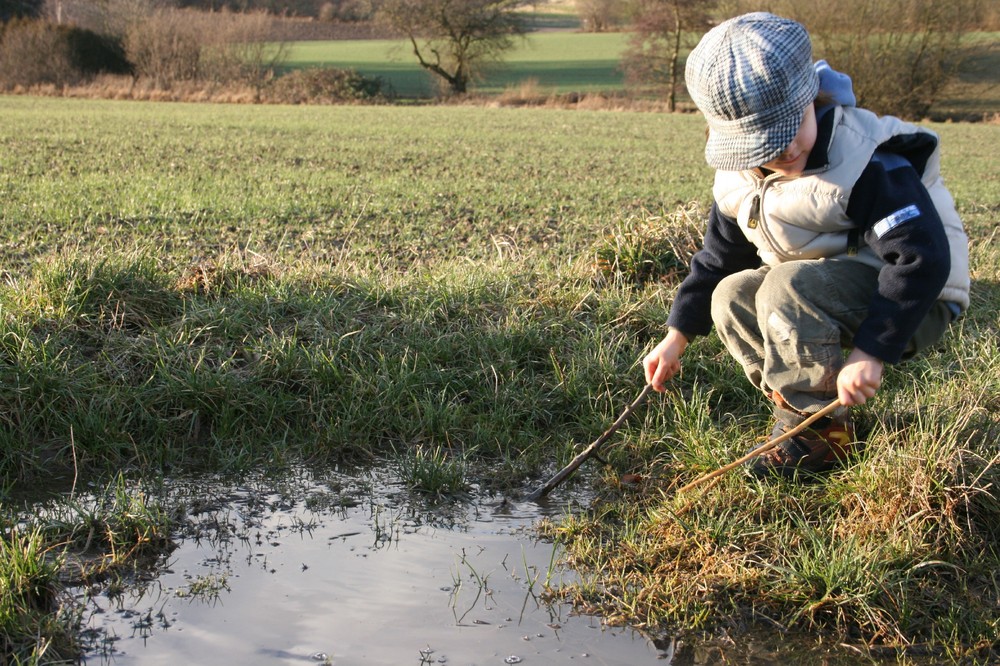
[
  {"xmin": 175, "ymin": 0, "xmax": 325, "ymax": 15},
  {"xmin": 0, "ymin": 0, "xmax": 362, "ymax": 23},
  {"xmin": 0, "ymin": 2, "xmax": 393, "ymax": 102},
  {"xmin": 0, "ymin": 0, "xmax": 44, "ymax": 22}
]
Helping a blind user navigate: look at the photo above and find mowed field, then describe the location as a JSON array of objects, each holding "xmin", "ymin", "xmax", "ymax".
[
  {"xmin": 284, "ymin": 31, "xmax": 631, "ymax": 97},
  {"xmin": 0, "ymin": 95, "xmax": 707, "ymax": 274}
]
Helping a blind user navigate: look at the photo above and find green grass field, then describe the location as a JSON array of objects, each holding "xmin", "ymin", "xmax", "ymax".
[
  {"xmin": 285, "ymin": 32, "xmax": 630, "ymax": 97},
  {"xmin": 0, "ymin": 96, "xmax": 710, "ymax": 276},
  {"xmin": 1, "ymin": 95, "xmax": 998, "ymax": 662}
]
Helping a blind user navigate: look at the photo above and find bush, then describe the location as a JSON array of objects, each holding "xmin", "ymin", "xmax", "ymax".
[
  {"xmin": 269, "ymin": 67, "xmax": 393, "ymax": 103},
  {"xmin": 0, "ymin": 18, "xmax": 76, "ymax": 88},
  {"xmin": 0, "ymin": 19, "xmax": 126, "ymax": 88},
  {"xmin": 800, "ymin": 0, "xmax": 982, "ymax": 119},
  {"xmin": 120, "ymin": 7, "xmax": 289, "ymax": 93},
  {"xmin": 318, "ymin": 0, "xmax": 376, "ymax": 23},
  {"xmin": 64, "ymin": 24, "xmax": 132, "ymax": 77},
  {"xmin": 0, "ymin": 0, "xmax": 43, "ymax": 23},
  {"xmin": 123, "ymin": 8, "xmax": 204, "ymax": 88},
  {"xmin": 206, "ymin": 10, "xmax": 290, "ymax": 98}
]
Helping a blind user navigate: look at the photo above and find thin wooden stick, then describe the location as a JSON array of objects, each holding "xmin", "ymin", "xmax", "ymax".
[
  {"xmin": 70, "ymin": 425, "xmax": 78, "ymax": 501},
  {"xmin": 676, "ymin": 398, "xmax": 843, "ymax": 494},
  {"xmin": 525, "ymin": 384, "xmax": 653, "ymax": 502}
]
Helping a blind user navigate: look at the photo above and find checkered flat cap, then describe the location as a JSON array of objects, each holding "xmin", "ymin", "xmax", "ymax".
[{"xmin": 685, "ymin": 13, "xmax": 819, "ymax": 171}]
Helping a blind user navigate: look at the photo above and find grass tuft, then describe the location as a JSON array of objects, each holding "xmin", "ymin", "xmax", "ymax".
[
  {"xmin": 593, "ymin": 202, "xmax": 705, "ymax": 288},
  {"xmin": 0, "ymin": 527, "xmax": 67, "ymax": 663},
  {"xmin": 395, "ymin": 444, "xmax": 469, "ymax": 497}
]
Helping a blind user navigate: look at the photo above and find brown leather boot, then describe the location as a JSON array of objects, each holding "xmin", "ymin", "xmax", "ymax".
[{"xmin": 747, "ymin": 392, "xmax": 857, "ymax": 480}]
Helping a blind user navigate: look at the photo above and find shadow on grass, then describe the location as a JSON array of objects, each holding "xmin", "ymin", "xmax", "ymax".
[{"xmin": 0, "ymin": 251, "xmax": 653, "ymax": 487}]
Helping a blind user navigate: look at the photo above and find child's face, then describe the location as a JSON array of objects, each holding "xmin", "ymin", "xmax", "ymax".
[{"xmin": 760, "ymin": 104, "xmax": 817, "ymax": 176}]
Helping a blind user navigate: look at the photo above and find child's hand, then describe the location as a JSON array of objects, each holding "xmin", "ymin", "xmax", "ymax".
[
  {"xmin": 643, "ymin": 329, "xmax": 689, "ymax": 392},
  {"xmin": 838, "ymin": 348, "xmax": 884, "ymax": 406}
]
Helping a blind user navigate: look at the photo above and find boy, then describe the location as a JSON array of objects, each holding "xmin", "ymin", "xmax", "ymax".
[{"xmin": 642, "ymin": 13, "xmax": 969, "ymax": 479}]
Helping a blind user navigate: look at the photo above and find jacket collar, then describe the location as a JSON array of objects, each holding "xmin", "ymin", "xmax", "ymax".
[{"xmin": 803, "ymin": 104, "xmax": 837, "ymax": 171}]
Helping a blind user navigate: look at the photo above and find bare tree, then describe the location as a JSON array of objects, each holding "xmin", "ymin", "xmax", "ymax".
[
  {"xmin": 378, "ymin": 0, "xmax": 528, "ymax": 95},
  {"xmin": 620, "ymin": 0, "xmax": 712, "ymax": 111},
  {"xmin": 575, "ymin": 0, "xmax": 627, "ymax": 32},
  {"xmin": 104, "ymin": 2, "xmax": 289, "ymax": 92}
]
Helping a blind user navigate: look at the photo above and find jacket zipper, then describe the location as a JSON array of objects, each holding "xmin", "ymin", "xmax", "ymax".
[{"xmin": 749, "ymin": 176, "xmax": 796, "ymax": 262}]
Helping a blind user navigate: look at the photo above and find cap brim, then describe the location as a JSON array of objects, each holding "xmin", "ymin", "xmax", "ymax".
[{"xmin": 704, "ymin": 114, "xmax": 802, "ymax": 172}]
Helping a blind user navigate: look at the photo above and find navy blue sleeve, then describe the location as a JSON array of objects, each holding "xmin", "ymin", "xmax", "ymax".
[
  {"xmin": 846, "ymin": 152, "xmax": 950, "ymax": 363},
  {"xmin": 666, "ymin": 202, "xmax": 760, "ymax": 338}
]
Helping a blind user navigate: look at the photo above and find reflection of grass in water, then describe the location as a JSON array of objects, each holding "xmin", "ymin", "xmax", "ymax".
[
  {"xmin": 449, "ymin": 542, "xmax": 559, "ymax": 627},
  {"xmin": 177, "ymin": 573, "xmax": 231, "ymax": 602},
  {"xmin": 371, "ymin": 503, "xmax": 403, "ymax": 547},
  {"xmin": 1, "ymin": 476, "xmax": 175, "ymax": 662},
  {"xmin": 449, "ymin": 547, "xmax": 493, "ymax": 625}
]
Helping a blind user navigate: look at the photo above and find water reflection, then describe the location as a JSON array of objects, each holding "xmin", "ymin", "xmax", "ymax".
[{"xmin": 73, "ymin": 467, "xmax": 665, "ymax": 664}]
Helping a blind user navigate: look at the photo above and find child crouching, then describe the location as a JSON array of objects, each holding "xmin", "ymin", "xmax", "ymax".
[{"xmin": 642, "ymin": 13, "xmax": 970, "ymax": 479}]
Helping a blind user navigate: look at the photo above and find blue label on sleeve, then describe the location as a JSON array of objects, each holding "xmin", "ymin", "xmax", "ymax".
[{"xmin": 873, "ymin": 204, "xmax": 920, "ymax": 238}]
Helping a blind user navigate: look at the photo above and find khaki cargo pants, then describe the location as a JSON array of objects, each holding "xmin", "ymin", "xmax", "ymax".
[{"xmin": 710, "ymin": 259, "xmax": 954, "ymax": 414}]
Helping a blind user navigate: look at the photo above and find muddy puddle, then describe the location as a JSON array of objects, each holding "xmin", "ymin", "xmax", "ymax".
[{"xmin": 71, "ymin": 467, "xmax": 668, "ymax": 665}]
